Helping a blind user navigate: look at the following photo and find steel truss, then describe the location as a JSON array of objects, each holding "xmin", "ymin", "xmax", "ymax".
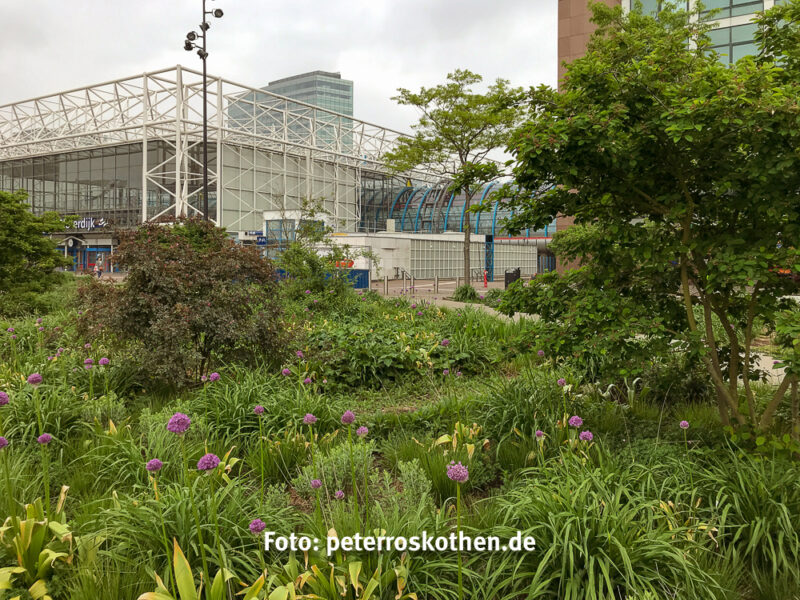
[{"xmin": 0, "ymin": 65, "xmax": 435, "ymax": 227}]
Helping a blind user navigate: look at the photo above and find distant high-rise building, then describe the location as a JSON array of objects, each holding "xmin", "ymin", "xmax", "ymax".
[{"xmin": 265, "ymin": 71, "xmax": 353, "ymax": 116}]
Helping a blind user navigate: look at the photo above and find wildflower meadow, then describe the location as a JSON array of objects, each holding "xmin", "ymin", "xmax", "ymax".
[{"xmin": 1, "ymin": 220, "xmax": 799, "ymax": 600}]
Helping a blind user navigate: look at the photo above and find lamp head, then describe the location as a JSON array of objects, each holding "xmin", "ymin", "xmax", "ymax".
[{"xmin": 213, "ymin": 8, "xmax": 223, "ymax": 17}]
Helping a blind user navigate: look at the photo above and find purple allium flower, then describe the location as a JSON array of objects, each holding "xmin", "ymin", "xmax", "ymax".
[
  {"xmin": 443, "ymin": 369, "xmax": 450, "ymax": 376},
  {"xmin": 680, "ymin": 420, "xmax": 690, "ymax": 430},
  {"xmin": 304, "ymin": 290, "xmax": 311, "ymax": 294},
  {"xmin": 47, "ymin": 356, "xmax": 54, "ymax": 361},
  {"xmin": 303, "ymin": 377, "xmax": 312, "ymax": 384},
  {"xmin": 303, "ymin": 413, "xmax": 317, "ymax": 425},
  {"xmin": 6, "ymin": 327, "xmax": 13, "ymax": 333},
  {"xmin": 84, "ymin": 358, "xmax": 94, "ymax": 366},
  {"xmin": 579, "ymin": 430, "xmax": 594, "ymax": 442},
  {"xmin": 84, "ymin": 364, "xmax": 93, "ymax": 370},
  {"xmin": 201, "ymin": 375, "xmax": 208, "ymax": 382},
  {"xmin": 537, "ymin": 350, "xmax": 545, "ymax": 357},
  {"xmin": 296, "ymin": 350, "xmax": 304, "ymax": 359},
  {"xmin": 411, "ymin": 304, "xmax": 417, "ymax": 309},
  {"xmin": 310, "ymin": 479, "xmax": 322, "ymax": 489},
  {"xmin": 209, "ymin": 372, "xmax": 220, "ymax": 382},
  {"xmin": 249, "ymin": 518, "xmax": 267, "ymax": 534},
  {"xmin": 0, "ymin": 391, "xmax": 8, "ymax": 406},
  {"xmin": 535, "ymin": 430, "xmax": 544, "ymax": 438},
  {"xmin": 99, "ymin": 357, "xmax": 110, "ymax": 366},
  {"xmin": 197, "ymin": 453, "xmax": 220, "ymax": 471},
  {"xmin": 446, "ymin": 461, "xmax": 469, "ymax": 483},
  {"xmin": 36, "ymin": 318, "xmax": 42, "ymax": 324},
  {"xmin": 314, "ymin": 299, "xmax": 319, "ymax": 303},
  {"xmin": 38, "ymin": 327, "xmax": 44, "ymax": 332},
  {"xmin": 254, "ymin": 405, "xmax": 265, "ymax": 415},
  {"xmin": 417, "ymin": 311, "xmax": 423, "ymax": 316},
  {"xmin": 27, "ymin": 373, "xmax": 43, "ymax": 386},
  {"xmin": 166, "ymin": 412, "xmax": 191, "ymax": 435},
  {"xmin": 0, "ymin": 436, "xmax": 7, "ymax": 449},
  {"xmin": 37, "ymin": 433, "xmax": 53, "ymax": 445},
  {"xmin": 322, "ymin": 379, "xmax": 328, "ymax": 384},
  {"xmin": 356, "ymin": 426, "xmax": 368, "ymax": 437},
  {"xmin": 10, "ymin": 335, "xmax": 16, "ymax": 340},
  {"xmin": 146, "ymin": 458, "xmax": 163, "ymax": 472},
  {"xmin": 441, "ymin": 339, "xmax": 450, "ymax": 347},
  {"xmin": 341, "ymin": 410, "xmax": 355, "ymax": 425},
  {"xmin": 456, "ymin": 371, "xmax": 463, "ymax": 377},
  {"xmin": 84, "ymin": 343, "xmax": 91, "ymax": 350},
  {"xmin": 568, "ymin": 415, "xmax": 583, "ymax": 428},
  {"xmin": 557, "ymin": 378, "xmax": 566, "ymax": 386},
  {"xmin": 281, "ymin": 368, "xmax": 291, "ymax": 376},
  {"xmin": 335, "ymin": 490, "xmax": 345, "ymax": 500}
]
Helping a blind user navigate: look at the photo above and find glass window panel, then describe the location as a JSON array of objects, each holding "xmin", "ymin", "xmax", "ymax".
[
  {"xmin": 732, "ymin": 2, "xmax": 761, "ymax": 15},
  {"xmin": 732, "ymin": 42, "xmax": 757, "ymax": 61},
  {"xmin": 731, "ymin": 23, "xmax": 757, "ymax": 43},
  {"xmin": 708, "ymin": 26, "xmax": 730, "ymax": 45}
]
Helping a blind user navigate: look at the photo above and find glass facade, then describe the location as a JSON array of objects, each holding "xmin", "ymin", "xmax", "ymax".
[
  {"xmin": 701, "ymin": 0, "xmax": 764, "ymax": 19},
  {"xmin": 638, "ymin": 1, "xmax": 690, "ymax": 15},
  {"xmin": 707, "ymin": 22, "xmax": 759, "ymax": 62},
  {"xmin": 0, "ymin": 141, "xmax": 216, "ymax": 229},
  {"xmin": 266, "ymin": 72, "xmax": 353, "ymax": 116},
  {"xmin": 358, "ymin": 181, "xmax": 556, "ymax": 238}
]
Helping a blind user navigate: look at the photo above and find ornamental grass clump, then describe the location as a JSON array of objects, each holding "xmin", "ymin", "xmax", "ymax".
[
  {"xmin": 145, "ymin": 457, "xmax": 175, "ymax": 597},
  {"xmin": 341, "ymin": 410, "xmax": 360, "ymax": 522}
]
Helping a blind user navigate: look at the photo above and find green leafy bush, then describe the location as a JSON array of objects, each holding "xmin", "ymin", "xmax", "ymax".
[{"xmin": 453, "ymin": 284, "xmax": 479, "ymax": 302}]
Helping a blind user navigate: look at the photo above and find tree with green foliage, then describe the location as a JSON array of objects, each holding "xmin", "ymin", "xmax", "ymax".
[
  {"xmin": 504, "ymin": 1, "xmax": 800, "ymax": 430},
  {"xmin": 78, "ymin": 218, "xmax": 287, "ymax": 387},
  {"xmin": 0, "ymin": 190, "xmax": 73, "ymax": 315},
  {"xmin": 383, "ymin": 70, "xmax": 523, "ymax": 284}
]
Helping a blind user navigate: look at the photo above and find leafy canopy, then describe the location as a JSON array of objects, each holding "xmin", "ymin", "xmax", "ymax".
[
  {"xmin": 504, "ymin": 1, "xmax": 800, "ymax": 429},
  {"xmin": 0, "ymin": 190, "xmax": 72, "ymax": 290},
  {"xmin": 384, "ymin": 69, "xmax": 523, "ymax": 281}
]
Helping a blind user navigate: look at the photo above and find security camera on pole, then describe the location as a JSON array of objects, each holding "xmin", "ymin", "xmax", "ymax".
[{"xmin": 184, "ymin": 1, "xmax": 224, "ymax": 221}]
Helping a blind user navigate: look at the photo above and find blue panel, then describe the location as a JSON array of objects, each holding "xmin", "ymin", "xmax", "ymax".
[
  {"xmin": 388, "ymin": 187, "xmax": 411, "ymax": 220},
  {"xmin": 399, "ymin": 188, "xmax": 418, "ymax": 231},
  {"xmin": 474, "ymin": 182, "xmax": 496, "ymax": 234},
  {"xmin": 442, "ymin": 192, "xmax": 455, "ymax": 231},
  {"xmin": 413, "ymin": 187, "xmax": 434, "ymax": 232},
  {"xmin": 491, "ymin": 199, "xmax": 501, "ymax": 237}
]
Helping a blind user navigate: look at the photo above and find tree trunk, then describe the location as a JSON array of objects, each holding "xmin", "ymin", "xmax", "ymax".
[
  {"xmin": 463, "ymin": 193, "xmax": 473, "ymax": 286},
  {"xmin": 463, "ymin": 212, "xmax": 471, "ymax": 286}
]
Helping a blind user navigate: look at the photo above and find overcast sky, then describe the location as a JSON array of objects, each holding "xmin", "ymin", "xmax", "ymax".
[{"xmin": 0, "ymin": 0, "xmax": 557, "ymax": 133}]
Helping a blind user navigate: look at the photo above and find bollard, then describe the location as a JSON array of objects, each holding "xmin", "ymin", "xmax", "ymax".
[
  {"xmin": 384, "ymin": 275, "xmax": 389, "ymax": 296},
  {"xmin": 457, "ymin": 276, "xmax": 462, "ymax": 288},
  {"xmin": 411, "ymin": 276, "xmax": 415, "ymax": 295},
  {"xmin": 434, "ymin": 275, "xmax": 439, "ymax": 294}
]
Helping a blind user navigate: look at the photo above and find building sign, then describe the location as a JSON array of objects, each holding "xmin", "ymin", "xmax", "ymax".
[
  {"xmin": 71, "ymin": 217, "xmax": 107, "ymax": 230},
  {"xmin": 244, "ymin": 230, "xmax": 263, "ymax": 236},
  {"xmin": 256, "ymin": 236, "xmax": 267, "ymax": 246}
]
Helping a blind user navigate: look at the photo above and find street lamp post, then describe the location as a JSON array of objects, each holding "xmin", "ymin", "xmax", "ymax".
[{"xmin": 184, "ymin": 1, "xmax": 224, "ymax": 221}]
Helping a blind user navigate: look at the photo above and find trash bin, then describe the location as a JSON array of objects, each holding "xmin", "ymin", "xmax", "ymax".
[{"xmin": 504, "ymin": 267, "xmax": 521, "ymax": 289}]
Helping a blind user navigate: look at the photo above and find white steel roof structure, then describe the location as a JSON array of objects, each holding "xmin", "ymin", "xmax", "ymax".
[{"xmin": 0, "ymin": 65, "xmax": 435, "ymax": 230}]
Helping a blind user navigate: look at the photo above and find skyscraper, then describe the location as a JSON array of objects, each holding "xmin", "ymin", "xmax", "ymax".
[{"xmin": 264, "ymin": 71, "xmax": 353, "ymax": 116}]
